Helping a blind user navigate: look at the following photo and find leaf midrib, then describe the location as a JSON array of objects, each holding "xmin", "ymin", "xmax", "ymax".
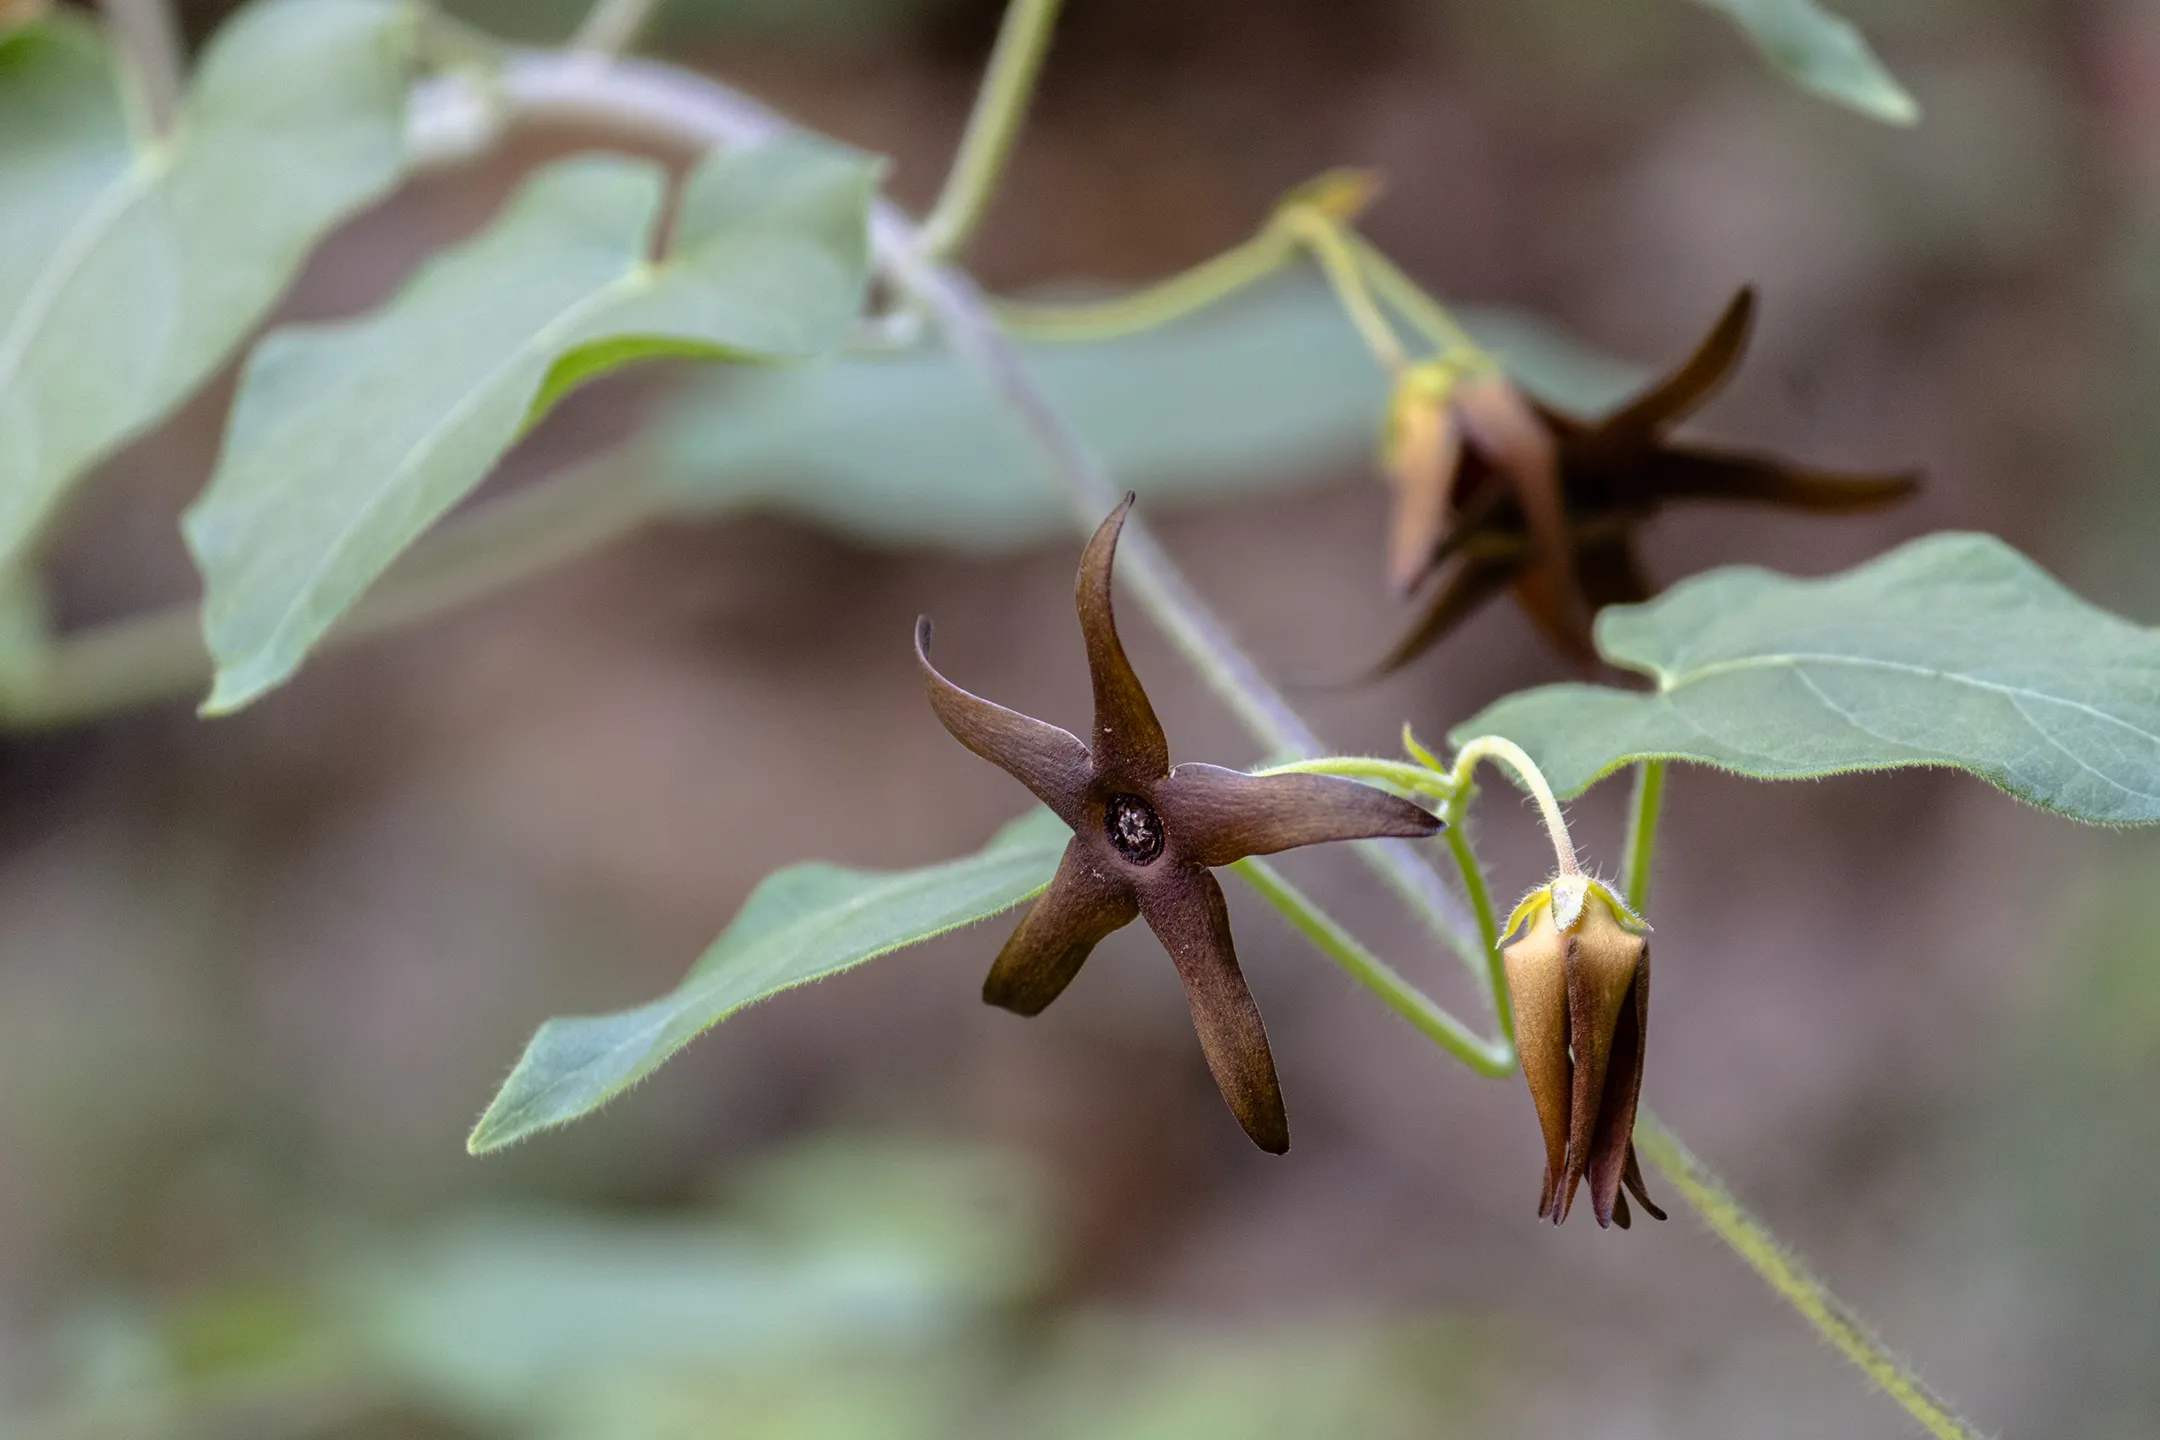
[
  {"xmin": 248, "ymin": 262, "xmax": 659, "ymax": 671},
  {"xmin": 1653, "ymin": 650, "xmax": 2160, "ymax": 750},
  {"xmin": 0, "ymin": 145, "xmax": 172, "ymax": 416}
]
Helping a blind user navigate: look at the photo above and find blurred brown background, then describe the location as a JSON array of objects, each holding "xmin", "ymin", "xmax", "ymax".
[{"xmin": 7, "ymin": 0, "xmax": 2160, "ymax": 1434}]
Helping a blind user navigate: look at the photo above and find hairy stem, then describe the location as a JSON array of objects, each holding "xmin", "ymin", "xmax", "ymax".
[
  {"xmin": 0, "ymin": 454, "xmax": 654, "ymax": 728},
  {"xmin": 100, "ymin": 0, "xmax": 184, "ymax": 134},
  {"xmin": 1620, "ymin": 758, "xmax": 1666, "ymax": 914},
  {"xmin": 1619, "ymin": 765, "xmax": 1984, "ymax": 1437},
  {"xmin": 995, "ymin": 227, "xmax": 1297, "ymax": 342},
  {"xmin": 1448, "ymin": 734, "xmax": 1579, "ymax": 876},
  {"xmin": 1443, "ymin": 816, "xmax": 1510, "ymax": 1039},
  {"xmin": 1634, "ymin": 1113, "xmax": 1987, "ymax": 1440},
  {"xmin": 571, "ymin": 0, "xmax": 664, "ymax": 56},
  {"xmin": 1252, "ymin": 754, "xmax": 1455, "ymax": 803},
  {"xmin": 916, "ymin": 0, "xmax": 1066, "ymax": 262},
  {"xmin": 1233, "ymin": 858, "xmax": 1512, "ymax": 1076}
]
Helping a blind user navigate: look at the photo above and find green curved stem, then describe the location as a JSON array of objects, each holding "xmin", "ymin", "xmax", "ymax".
[
  {"xmin": 994, "ymin": 227, "xmax": 1298, "ymax": 342},
  {"xmin": 916, "ymin": 0, "xmax": 1066, "ymax": 262},
  {"xmin": 1350, "ymin": 232, "xmax": 1490, "ymax": 362},
  {"xmin": 1251, "ymin": 754, "xmax": 1455, "ymax": 803},
  {"xmin": 1621, "ymin": 759, "xmax": 1666, "ymax": 915},
  {"xmin": 1634, "ymin": 1113, "xmax": 1986, "ymax": 1440},
  {"xmin": 1622, "ymin": 764, "xmax": 1984, "ymax": 1439},
  {"xmin": 1233, "ymin": 857, "xmax": 1513, "ymax": 1077},
  {"xmin": 1448, "ymin": 734, "xmax": 1580, "ymax": 876},
  {"xmin": 1280, "ymin": 208, "xmax": 1407, "ymax": 372},
  {"xmin": 1443, "ymin": 817, "xmax": 1510, "ymax": 1040}
]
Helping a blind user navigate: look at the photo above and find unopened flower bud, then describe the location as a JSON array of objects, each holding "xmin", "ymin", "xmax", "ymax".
[
  {"xmin": 1502, "ymin": 875, "xmax": 1664, "ymax": 1228},
  {"xmin": 1381, "ymin": 363, "xmax": 1463, "ymax": 595}
]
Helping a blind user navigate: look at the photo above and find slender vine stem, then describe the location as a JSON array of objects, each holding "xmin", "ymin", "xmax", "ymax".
[
  {"xmin": 1633, "ymin": 1113, "xmax": 1986, "ymax": 1440},
  {"xmin": 1619, "ymin": 764, "xmax": 1985, "ymax": 1439},
  {"xmin": 1620, "ymin": 758, "xmax": 1666, "ymax": 914},
  {"xmin": 995, "ymin": 227, "xmax": 1298, "ymax": 342},
  {"xmin": 916, "ymin": 0, "xmax": 1066, "ymax": 262},
  {"xmin": 571, "ymin": 0, "xmax": 664, "ymax": 56},
  {"xmin": 1351, "ymin": 232, "xmax": 1488, "ymax": 361},
  {"xmin": 0, "ymin": 453, "xmax": 654, "ymax": 728},
  {"xmin": 1252, "ymin": 754, "xmax": 1454, "ymax": 803},
  {"xmin": 1280, "ymin": 207, "xmax": 1408, "ymax": 372},
  {"xmin": 466, "ymin": 50, "xmax": 1495, "ymax": 982},
  {"xmin": 1448, "ymin": 734, "xmax": 1580, "ymax": 876},
  {"xmin": 1443, "ymin": 817, "xmax": 1509, "ymax": 1037},
  {"xmin": 100, "ymin": 0, "xmax": 184, "ymax": 134},
  {"xmin": 1234, "ymin": 858, "xmax": 1512, "ymax": 1076}
]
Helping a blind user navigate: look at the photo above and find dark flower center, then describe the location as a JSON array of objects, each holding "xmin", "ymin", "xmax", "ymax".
[{"xmin": 1104, "ymin": 792, "xmax": 1165, "ymax": 864}]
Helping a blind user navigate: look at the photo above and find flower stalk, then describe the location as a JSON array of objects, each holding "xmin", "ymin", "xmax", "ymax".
[
  {"xmin": 916, "ymin": 0, "xmax": 1067, "ymax": 262},
  {"xmin": 1446, "ymin": 733, "xmax": 1581, "ymax": 876}
]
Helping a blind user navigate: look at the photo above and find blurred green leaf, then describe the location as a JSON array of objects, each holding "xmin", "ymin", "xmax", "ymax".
[
  {"xmin": 730, "ymin": 1135, "xmax": 1052, "ymax": 1306},
  {"xmin": 1016, "ymin": 1317, "xmax": 1478, "ymax": 1440},
  {"xmin": 186, "ymin": 137, "xmax": 878, "ymax": 714},
  {"xmin": 654, "ymin": 275, "xmax": 1637, "ymax": 553},
  {"xmin": 654, "ymin": 276, "xmax": 1383, "ymax": 551},
  {"xmin": 468, "ymin": 809, "xmax": 1066, "ymax": 1153},
  {"xmin": 350, "ymin": 1138, "xmax": 1048, "ymax": 1425},
  {"xmin": 1689, "ymin": 0, "xmax": 1918, "ymax": 125},
  {"xmin": 1452, "ymin": 533, "xmax": 2160, "ymax": 822},
  {"xmin": 0, "ymin": 0, "xmax": 414, "ymax": 570}
]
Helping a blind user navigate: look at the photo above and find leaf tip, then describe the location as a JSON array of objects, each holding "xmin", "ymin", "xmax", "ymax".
[
  {"xmin": 465, "ymin": 1108, "xmax": 519, "ymax": 1156},
  {"xmin": 199, "ymin": 667, "xmax": 270, "ymax": 718}
]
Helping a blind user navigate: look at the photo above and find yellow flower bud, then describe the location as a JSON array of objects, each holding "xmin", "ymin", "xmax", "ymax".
[{"xmin": 1501, "ymin": 876, "xmax": 1664, "ymax": 1228}]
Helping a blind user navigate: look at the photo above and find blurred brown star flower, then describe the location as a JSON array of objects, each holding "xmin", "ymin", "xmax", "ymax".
[
  {"xmin": 1379, "ymin": 287, "xmax": 1919, "ymax": 668},
  {"xmin": 1502, "ymin": 874, "xmax": 1664, "ymax": 1228},
  {"xmin": 917, "ymin": 496, "xmax": 1443, "ymax": 1152}
]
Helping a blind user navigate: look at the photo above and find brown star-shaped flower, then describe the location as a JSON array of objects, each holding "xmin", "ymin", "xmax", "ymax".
[
  {"xmin": 1380, "ymin": 287, "xmax": 1920, "ymax": 669},
  {"xmin": 916, "ymin": 496, "xmax": 1443, "ymax": 1152}
]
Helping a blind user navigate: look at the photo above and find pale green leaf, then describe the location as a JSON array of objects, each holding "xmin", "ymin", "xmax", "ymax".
[
  {"xmin": 0, "ymin": 0, "xmax": 414, "ymax": 569},
  {"xmin": 186, "ymin": 137, "xmax": 878, "ymax": 714},
  {"xmin": 468, "ymin": 809, "xmax": 1067, "ymax": 1154},
  {"xmin": 1690, "ymin": 0, "xmax": 1919, "ymax": 125},
  {"xmin": 653, "ymin": 276, "xmax": 1638, "ymax": 553},
  {"xmin": 1452, "ymin": 533, "xmax": 2160, "ymax": 823},
  {"xmin": 352, "ymin": 1142, "xmax": 1046, "ymax": 1421}
]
